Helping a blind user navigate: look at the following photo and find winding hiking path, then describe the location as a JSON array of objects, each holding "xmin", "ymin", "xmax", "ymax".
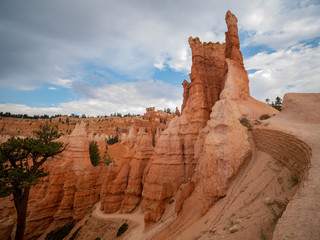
[{"xmin": 92, "ymin": 202, "xmax": 145, "ymax": 240}]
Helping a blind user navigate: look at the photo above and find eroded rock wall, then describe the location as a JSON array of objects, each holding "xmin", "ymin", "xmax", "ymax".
[{"xmin": 100, "ymin": 128, "xmax": 154, "ymax": 213}]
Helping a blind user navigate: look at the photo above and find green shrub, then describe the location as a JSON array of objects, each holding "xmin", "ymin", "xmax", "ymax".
[
  {"xmin": 260, "ymin": 114, "xmax": 271, "ymax": 120},
  {"xmin": 239, "ymin": 117, "xmax": 252, "ymax": 131},
  {"xmin": 103, "ymin": 151, "xmax": 117, "ymax": 167},
  {"xmin": 289, "ymin": 174, "xmax": 299, "ymax": 186},
  {"xmin": 266, "ymin": 96, "xmax": 282, "ymax": 111},
  {"xmin": 260, "ymin": 227, "xmax": 268, "ymax": 240},
  {"xmin": 107, "ymin": 136, "xmax": 119, "ymax": 145},
  {"xmin": 45, "ymin": 222, "xmax": 75, "ymax": 240},
  {"xmin": 89, "ymin": 141, "xmax": 100, "ymax": 166},
  {"xmin": 116, "ymin": 223, "xmax": 128, "ymax": 237},
  {"xmin": 69, "ymin": 226, "xmax": 82, "ymax": 240}
]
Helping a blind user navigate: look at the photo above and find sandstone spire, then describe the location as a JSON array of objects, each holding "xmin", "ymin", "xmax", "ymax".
[{"xmin": 225, "ymin": 10, "xmax": 244, "ymax": 65}]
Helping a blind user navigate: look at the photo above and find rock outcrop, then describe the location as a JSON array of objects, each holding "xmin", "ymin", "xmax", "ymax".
[
  {"xmin": 225, "ymin": 10, "xmax": 243, "ymax": 65},
  {"xmin": 100, "ymin": 128, "xmax": 154, "ymax": 213},
  {"xmin": 141, "ymin": 39, "xmax": 227, "ymax": 221},
  {"xmin": 276, "ymin": 93, "xmax": 320, "ymax": 123},
  {"xmin": 100, "ymin": 108, "xmax": 171, "ymax": 214},
  {"xmin": 141, "ymin": 10, "xmax": 277, "ymax": 223},
  {"xmin": 191, "ymin": 99, "xmax": 252, "ymax": 214}
]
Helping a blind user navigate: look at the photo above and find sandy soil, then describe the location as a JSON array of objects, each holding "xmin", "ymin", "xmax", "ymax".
[{"xmin": 92, "ymin": 202, "xmax": 145, "ymax": 240}]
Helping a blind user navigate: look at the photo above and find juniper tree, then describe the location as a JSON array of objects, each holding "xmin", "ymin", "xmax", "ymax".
[{"xmin": 0, "ymin": 123, "xmax": 66, "ymax": 240}]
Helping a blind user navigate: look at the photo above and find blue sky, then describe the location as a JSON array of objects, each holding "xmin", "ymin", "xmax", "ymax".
[{"xmin": 0, "ymin": 0, "xmax": 319, "ymax": 116}]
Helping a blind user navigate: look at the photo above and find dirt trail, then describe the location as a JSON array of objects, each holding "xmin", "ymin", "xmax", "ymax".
[{"xmin": 92, "ymin": 202, "xmax": 145, "ymax": 240}]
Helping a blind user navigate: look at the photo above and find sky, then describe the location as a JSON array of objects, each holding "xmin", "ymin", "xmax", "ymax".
[{"xmin": 0, "ymin": 0, "xmax": 319, "ymax": 116}]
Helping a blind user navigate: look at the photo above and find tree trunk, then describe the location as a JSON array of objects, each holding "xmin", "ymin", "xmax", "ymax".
[{"xmin": 13, "ymin": 187, "xmax": 30, "ymax": 240}]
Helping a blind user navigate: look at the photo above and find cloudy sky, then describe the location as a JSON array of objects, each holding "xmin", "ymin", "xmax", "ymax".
[{"xmin": 0, "ymin": 0, "xmax": 319, "ymax": 116}]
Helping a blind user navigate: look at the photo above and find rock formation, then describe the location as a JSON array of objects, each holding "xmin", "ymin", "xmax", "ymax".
[
  {"xmin": 141, "ymin": 10, "xmax": 277, "ymax": 223},
  {"xmin": 175, "ymin": 107, "xmax": 181, "ymax": 117},
  {"xmin": 99, "ymin": 108, "xmax": 172, "ymax": 215},
  {"xmin": 225, "ymin": 10, "xmax": 243, "ymax": 65},
  {"xmin": 140, "ymin": 13, "xmax": 319, "ymax": 240},
  {"xmin": 100, "ymin": 128, "xmax": 154, "ymax": 213},
  {"xmin": 0, "ymin": 108, "xmax": 171, "ymax": 239}
]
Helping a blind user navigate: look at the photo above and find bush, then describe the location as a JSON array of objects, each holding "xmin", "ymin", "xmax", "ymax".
[
  {"xmin": 239, "ymin": 117, "xmax": 252, "ymax": 131},
  {"xmin": 89, "ymin": 141, "xmax": 100, "ymax": 166},
  {"xmin": 116, "ymin": 223, "xmax": 128, "ymax": 237},
  {"xmin": 45, "ymin": 222, "xmax": 75, "ymax": 240},
  {"xmin": 289, "ymin": 174, "xmax": 299, "ymax": 186},
  {"xmin": 103, "ymin": 151, "xmax": 117, "ymax": 167},
  {"xmin": 260, "ymin": 114, "xmax": 270, "ymax": 120},
  {"xmin": 107, "ymin": 136, "xmax": 119, "ymax": 145},
  {"xmin": 260, "ymin": 227, "xmax": 268, "ymax": 240},
  {"xmin": 69, "ymin": 226, "xmax": 82, "ymax": 240}
]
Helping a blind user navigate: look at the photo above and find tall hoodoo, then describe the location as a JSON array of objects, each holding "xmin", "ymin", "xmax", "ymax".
[
  {"xmin": 225, "ymin": 10, "xmax": 243, "ymax": 65},
  {"xmin": 187, "ymin": 37, "xmax": 226, "ymax": 119},
  {"xmin": 142, "ymin": 10, "xmax": 242, "ymax": 223},
  {"xmin": 142, "ymin": 10, "xmax": 278, "ymax": 223},
  {"xmin": 141, "ymin": 36, "xmax": 227, "ymax": 222}
]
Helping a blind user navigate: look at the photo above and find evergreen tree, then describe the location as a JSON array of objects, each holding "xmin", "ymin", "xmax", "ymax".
[
  {"xmin": 265, "ymin": 98, "xmax": 270, "ymax": 105},
  {"xmin": 274, "ymin": 96, "xmax": 282, "ymax": 110},
  {"xmin": 89, "ymin": 141, "xmax": 100, "ymax": 166},
  {"xmin": 0, "ymin": 123, "xmax": 65, "ymax": 240}
]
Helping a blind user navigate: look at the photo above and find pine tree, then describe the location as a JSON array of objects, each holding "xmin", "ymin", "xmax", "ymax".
[{"xmin": 0, "ymin": 123, "xmax": 65, "ymax": 240}]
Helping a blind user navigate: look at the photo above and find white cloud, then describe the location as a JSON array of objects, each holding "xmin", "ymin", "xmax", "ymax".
[
  {"xmin": 48, "ymin": 87, "xmax": 57, "ymax": 90},
  {"xmin": 64, "ymin": 79, "xmax": 183, "ymax": 115},
  {"xmin": 0, "ymin": 103, "xmax": 65, "ymax": 116},
  {"xmin": 0, "ymin": 80, "xmax": 182, "ymax": 116},
  {"xmin": 53, "ymin": 78, "xmax": 73, "ymax": 88},
  {"xmin": 240, "ymin": 0, "xmax": 320, "ymax": 50},
  {"xmin": 245, "ymin": 42, "xmax": 320, "ymax": 101},
  {"xmin": 0, "ymin": 0, "xmax": 319, "ymax": 113},
  {"xmin": 3, "ymin": 0, "xmax": 318, "ymax": 89}
]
